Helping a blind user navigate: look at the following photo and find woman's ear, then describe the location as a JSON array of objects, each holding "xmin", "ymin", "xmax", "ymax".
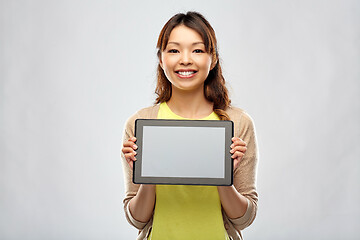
[
  {"xmin": 159, "ymin": 58, "xmax": 164, "ymax": 69},
  {"xmin": 210, "ymin": 59, "xmax": 217, "ymax": 70},
  {"xmin": 158, "ymin": 52, "xmax": 164, "ymax": 70}
]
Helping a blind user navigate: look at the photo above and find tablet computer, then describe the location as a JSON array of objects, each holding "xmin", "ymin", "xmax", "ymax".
[{"xmin": 133, "ymin": 119, "xmax": 234, "ymax": 186}]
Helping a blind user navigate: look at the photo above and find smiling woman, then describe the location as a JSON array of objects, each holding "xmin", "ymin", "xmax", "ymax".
[
  {"xmin": 154, "ymin": 12, "xmax": 230, "ymax": 120},
  {"xmin": 121, "ymin": 12, "xmax": 259, "ymax": 240},
  {"xmin": 160, "ymin": 26, "xmax": 213, "ymax": 94}
]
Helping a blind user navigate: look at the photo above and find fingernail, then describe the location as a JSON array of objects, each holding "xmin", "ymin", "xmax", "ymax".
[
  {"xmin": 230, "ymin": 149, "xmax": 234, "ymax": 153},
  {"xmin": 133, "ymin": 145, "xmax": 138, "ymax": 149}
]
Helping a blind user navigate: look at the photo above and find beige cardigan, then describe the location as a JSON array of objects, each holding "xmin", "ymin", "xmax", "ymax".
[{"xmin": 121, "ymin": 104, "xmax": 259, "ymax": 240}]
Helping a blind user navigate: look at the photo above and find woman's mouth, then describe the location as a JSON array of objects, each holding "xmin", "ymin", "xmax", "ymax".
[{"xmin": 175, "ymin": 70, "xmax": 197, "ymax": 78}]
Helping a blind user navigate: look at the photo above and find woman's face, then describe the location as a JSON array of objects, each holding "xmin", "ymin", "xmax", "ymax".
[{"xmin": 160, "ymin": 25, "xmax": 213, "ymax": 92}]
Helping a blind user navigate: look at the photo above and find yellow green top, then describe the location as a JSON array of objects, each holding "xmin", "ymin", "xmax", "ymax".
[{"xmin": 149, "ymin": 102, "xmax": 229, "ymax": 240}]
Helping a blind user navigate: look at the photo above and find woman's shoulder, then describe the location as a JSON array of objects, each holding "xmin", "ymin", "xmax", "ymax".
[
  {"xmin": 226, "ymin": 105, "xmax": 253, "ymax": 122},
  {"xmin": 226, "ymin": 105, "xmax": 256, "ymax": 136},
  {"xmin": 123, "ymin": 104, "xmax": 160, "ymax": 137},
  {"xmin": 125, "ymin": 104, "xmax": 160, "ymax": 124},
  {"xmin": 226, "ymin": 105, "xmax": 245, "ymax": 115},
  {"xmin": 134, "ymin": 104, "xmax": 160, "ymax": 118}
]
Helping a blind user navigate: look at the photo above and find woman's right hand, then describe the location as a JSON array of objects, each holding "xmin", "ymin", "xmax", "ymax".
[{"xmin": 122, "ymin": 137, "xmax": 137, "ymax": 168}]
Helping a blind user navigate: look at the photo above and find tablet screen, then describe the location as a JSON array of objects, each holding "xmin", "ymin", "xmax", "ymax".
[
  {"xmin": 134, "ymin": 119, "xmax": 233, "ymax": 185},
  {"xmin": 142, "ymin": 126, "xmax": 225, "ymax": 178}
]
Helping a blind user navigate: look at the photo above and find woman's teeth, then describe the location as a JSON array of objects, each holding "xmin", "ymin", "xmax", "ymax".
[{"xmin": 178, "ymin": 71, "xmax": 195, "ymax": 76}]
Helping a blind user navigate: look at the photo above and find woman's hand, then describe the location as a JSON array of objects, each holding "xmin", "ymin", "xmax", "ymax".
[
  {"xmin": 230, "ymin": 137, "xmax": 247, "ymax": 169},
  {"xmin": 122, "ymin": 137, "xmax": 137, "ymax": 168}
]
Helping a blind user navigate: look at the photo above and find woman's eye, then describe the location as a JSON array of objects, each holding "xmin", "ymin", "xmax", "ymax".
[
  {"xmin": 168, "ymin": 49, "xmax": 179, "ymax": 53},
  {"xmin": 193, "ymin": 49, "xmax": 204, "ymax": 53}
]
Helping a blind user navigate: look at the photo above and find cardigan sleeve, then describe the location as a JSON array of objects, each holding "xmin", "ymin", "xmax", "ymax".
[
  {"xmin": 226, "ymin": 111, "xmax": 259, "ymax": 231},
  {"xmin": 120, "ymin": 112, "xmax": 149, "ymax": 230},
  {"xmin": 120, "ymin": 105, "xmax": 159, "ymax": 238}
]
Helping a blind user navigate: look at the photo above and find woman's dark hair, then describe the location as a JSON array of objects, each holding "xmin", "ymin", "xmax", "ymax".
[{"xmin": 155, "ymin": 11, "xmax": 231, "ymax": 120}]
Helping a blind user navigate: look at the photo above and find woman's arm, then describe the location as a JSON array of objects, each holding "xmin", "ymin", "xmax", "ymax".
[
  {"xmin": 128, "ymin": 184, "xmax": 156, "ymax": 222},
  {"xmin": 121, "ymin": 112, "xmax": 156, "ymax": 230},
  {"xmin": 220, "ymin": 110, "xmax": 259, "ymax": 230},
  {"xmin": 217, "ymin": 186, "xmax": 249, "ymax": 218},
  {"xmin": 122, "ymin": 137, "xmax": 156, "ymax": 223},
  {"xmin": 217, "ymin": 136, "xmax": 248, "ymax": 218}
]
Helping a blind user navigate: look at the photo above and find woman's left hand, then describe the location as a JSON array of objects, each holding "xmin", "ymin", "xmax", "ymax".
[{"xmin": 230, "ymin": 137, "xmax": 247, "ymax": 169}]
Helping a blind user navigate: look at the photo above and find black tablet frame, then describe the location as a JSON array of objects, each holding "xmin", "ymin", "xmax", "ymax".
[{"xmin": 133, "ymin": 119, "xmax": 234, "ymax": 186}]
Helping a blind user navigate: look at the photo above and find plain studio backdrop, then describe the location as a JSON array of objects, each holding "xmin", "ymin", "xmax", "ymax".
[{"xmin": 1, "ymin": 0, "xmax": 359, "ymax": 239}]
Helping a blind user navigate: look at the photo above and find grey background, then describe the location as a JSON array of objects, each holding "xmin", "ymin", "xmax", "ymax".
[
  {"xmin": 142, "ymin": 126, "xmax": 224, "ymax": 178},
  {"xmin": 1, "ymin": 0, "xmax": 359, "ymax": 239}
]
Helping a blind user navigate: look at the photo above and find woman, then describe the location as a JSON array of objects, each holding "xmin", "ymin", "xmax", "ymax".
[{"xmin": 121, "ymin": 12, "xmax": 258, "ymax": 240}]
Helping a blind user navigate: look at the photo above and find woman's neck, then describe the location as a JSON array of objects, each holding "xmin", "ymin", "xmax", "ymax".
[{"xmin": 167, "ymin": 85, "xmax": 213, "ymax": 119}]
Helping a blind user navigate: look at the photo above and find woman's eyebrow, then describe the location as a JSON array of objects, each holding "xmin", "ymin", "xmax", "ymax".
[{"xmin": 167, "ymin": 41, "xmax": 205, "ymax": 46}]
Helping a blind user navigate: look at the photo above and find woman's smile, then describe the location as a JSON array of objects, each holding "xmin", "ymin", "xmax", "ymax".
[{"xmin": 175, "ymin": 69, "xmax": 198, "ymax": 78}]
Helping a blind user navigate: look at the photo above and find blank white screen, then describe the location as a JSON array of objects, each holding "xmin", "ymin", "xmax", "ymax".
[{"xmin": 142, "ymin": 126, "xmax": 225, "ymax": 178}]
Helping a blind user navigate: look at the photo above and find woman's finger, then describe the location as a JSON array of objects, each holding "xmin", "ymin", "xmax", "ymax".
[
  {"xmin": 126, "ymin": 150, "xmax": 136, "ymax": 168},
  {"xmin": 231, "ymin": 151, "xmax": 244, "ymax": 160},
  {"xmin": 230, "ymin": 146, "xmax": 247, "ymax": 154},
  {"xmin": 124, "ymin": 152, "xmax": 137, "ymax": 161},
  {"xmin": 233, "ymin": 159, "xmax": 240, "ymax": 169},
  {"xmin": 231, "ymin": 137, "xmax": 247, "ymax": 146},
  {"xmin": 123, "ymin": 141, "xmax": 138, "ymax": 150},
  {"xmin": 231, "ymin": 140, "xmax": 246, "ymax": 147},
  {"xmin": 122, "ymin": 146, "xmax": 132, "ymax": 154},
  {"xmin": 128, "ymin": 161, "xmax": 133, "ymax": 169}
]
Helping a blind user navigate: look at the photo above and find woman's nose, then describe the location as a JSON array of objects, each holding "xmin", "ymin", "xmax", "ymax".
[{"xmin": 179, "ymin": 52, "xmax": 192, "ymax": 65}]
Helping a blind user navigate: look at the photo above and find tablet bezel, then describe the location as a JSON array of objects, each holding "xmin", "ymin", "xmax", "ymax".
[{"xmin": 133, "ymin": 119, "xmax": 234, "ymax": 186}]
